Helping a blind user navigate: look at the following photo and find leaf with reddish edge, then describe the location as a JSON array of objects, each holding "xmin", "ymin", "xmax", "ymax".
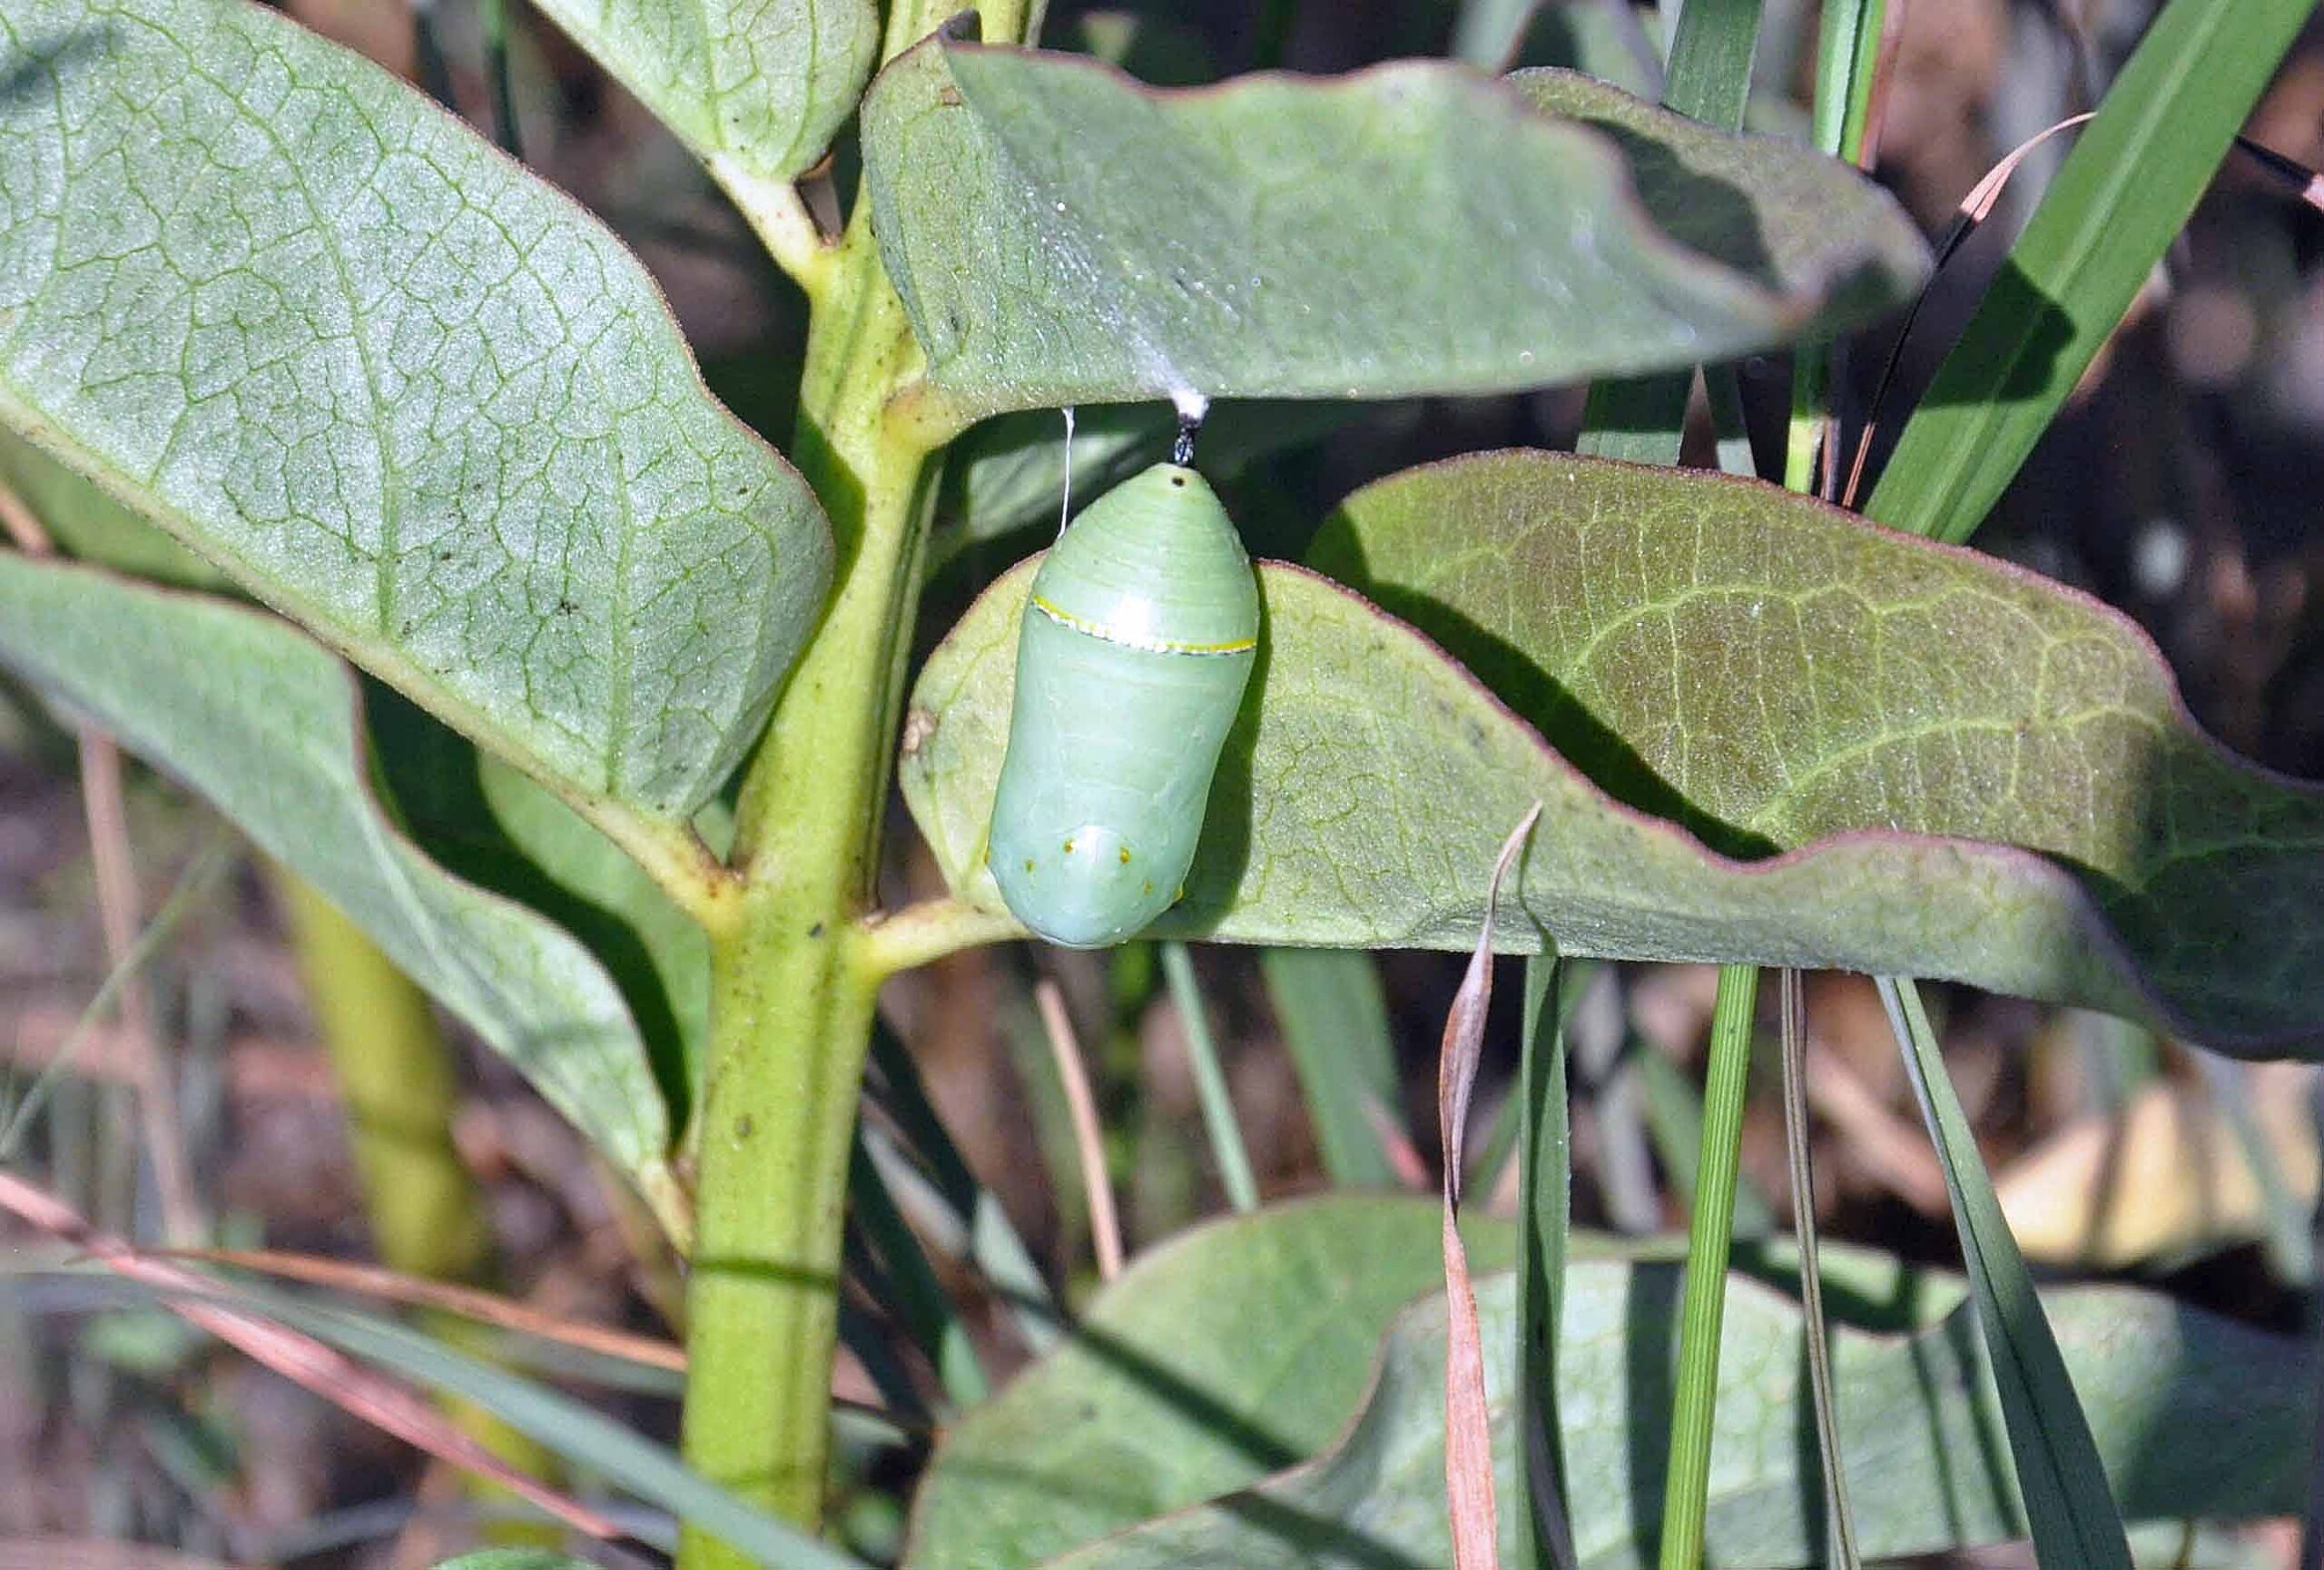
[
  {"xmin": 901, "ymin": 457, "xmax": 2323, "ymax": 1053},
  {"xmin": 1305, "ymin": 450, "xmax": 2323, "ymax": 1052}
]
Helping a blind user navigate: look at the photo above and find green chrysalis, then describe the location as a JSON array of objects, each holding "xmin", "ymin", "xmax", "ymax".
[{"xmin": 988, "ymin": 460, "xmax": 1259, "ymax": 948}]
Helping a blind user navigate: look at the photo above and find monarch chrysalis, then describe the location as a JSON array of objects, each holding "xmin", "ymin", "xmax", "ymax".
[{"xmin": 988, "ymin": 460, "xmax": 1259, "ymax": 948}]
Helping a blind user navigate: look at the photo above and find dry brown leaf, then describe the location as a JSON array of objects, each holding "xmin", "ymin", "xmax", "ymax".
[
  {"xmin": 1438, "ymin": 803, "xmax": 1541, "ymax": 1570},
  {"xmin": 1996, "ymin": 1070, "xmax": 2319, "ymax": 1269}
]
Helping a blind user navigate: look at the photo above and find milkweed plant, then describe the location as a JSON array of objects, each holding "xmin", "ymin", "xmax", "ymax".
[{"xmin": 0, "ymin": 0, "xmax": 2318, "ymax": 1566}]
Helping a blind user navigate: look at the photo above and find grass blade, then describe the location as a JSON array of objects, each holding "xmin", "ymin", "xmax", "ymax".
[
  {"xmin": 1576, "ymin": 16, "xmax": 1770, "ymax": 1556},
  {"xmin": 160, "ymin": 1247, "xmax": 684, "ymax": 1375},
  {"xmin": 864, "ymin": 1026, "xmax": 1057, "ymax": 1351},
  {"xmin": 0, "ymin": 1170, "xmax": 618, "ymax": 1542},
  {"xmin": 1514, "ymin": 955, "xmax": 1577, "ymax": 1570},
  {"xmin": 478, "ymin": 0, "xmax": 523, "ymax": 158},
  {"xmin": 1865, "ymin": 0, "xmax": 2311, "ymax": 544},
  {"xmin": 1880, "ymin": 977, "xmax": 2133, "ymax": 1570},
  {"xmin": 1, "ymin": 834, "xmax": 235, "ymax": 1159},
  {"xmin": 1811, "ymin": 0, "xmax": 1888, "ymax": 163},
  {"xmin": 1260, "ymin": 949, "xmax": 1404, "ymax": 1190},
  {"xmin": 1159, "ymin": 943, "xmax": 1260, "ymax": 1213},
  {"xmin": 1659, "ymin": 0, "xmax": 1764, "ymax": 128},
  {"xmin": 1635, "ymin": 1039, "xmax": 1777, "ymax": 1237},
  {"xmin": 1778, "ymin": 971, "xmax": 1860, "ymax": 1568},
  {"xmin": 1655, "ymin": 963, "xmax": 1758, "ymax": 1570},
  {"xmin": 1788, "ymin": 0, "xmax": 1887, "ymax": 495},
  {"xmin": 1034, "ymin": 980, "xmax": 1123, "ymax": 1280},
  {"xmin": 214, "ymin": 1276, "xmax": 866, "ymax": 1567},
  {"xmin": 1577, "ymin": 0, "xmax": 1766, "ymax": 467},
  {"xmin": 848, "ymin": 1137, "xmax": 990, "ymax": 1407}
]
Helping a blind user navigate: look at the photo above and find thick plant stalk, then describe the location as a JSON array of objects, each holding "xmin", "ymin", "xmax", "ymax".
[
  {"xmin": 277, "ymin": 873, "xmax": 560, "ymax": 1530},
  {"xmin": 678, "ymin": 243, "xmax": 931, "ymax": 1547},
  {"xmin": 281, "ymin": 876, "xmax": 496, "ymax": 1284},
  {"xmin": 675, "ymin": 0, "xmax": 983, "ymax": 1522},
  {"xmin": 664, "ymin": 4, "xmax": 1068, "ymax": 1554}
]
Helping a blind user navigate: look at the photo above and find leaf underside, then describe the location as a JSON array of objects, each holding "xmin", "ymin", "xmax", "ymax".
[
  {"xmin": 0, "ymin": 0, "xmax": 832, "ymax": 823},
  {"xmin": 902, "ymin": 452, "xmax": 2324, "ymax": 1054},
  {"xmin": 862, "ymin": 39, "xmax": 1928, "ymax": 420},
  {"xmin": 525, "ymin": 0, "xmax": 878, "ymax": 187}
]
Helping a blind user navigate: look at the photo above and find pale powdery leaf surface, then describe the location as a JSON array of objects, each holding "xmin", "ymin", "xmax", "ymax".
[
  {"xmin": 0, "ymin": 553, "xmax": 673, "ymax": 1185},
  {"xmin": 527, "ymin": 0, "xmax": 877, "ymax": 183},
  {"xmin": 862, "ymin": 39, "xmax": 1927, "ymax": 420},
  {"xmin": 0, "ymin": 0, "xmax": 832, "ymax": 821}
]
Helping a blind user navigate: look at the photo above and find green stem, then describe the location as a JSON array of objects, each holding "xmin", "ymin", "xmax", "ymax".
[
  {"xmin": 479, "ymin": 0, "xmax": 522, "ymax": 159},
  {"xmin": 1516, "ymin": 955, "xmax": 1576, "ymax": 1570},
  {"xmin": 673, "ymin": 7, "xmax": 1039, "ymax": 1555},
  {"xmin": 676, "ymin": 162, "xmax": 942, "ymax": 1563},
  {"xmin": 1656, "ymin": 962, "xmax": 1757, "ymax": 1570}
]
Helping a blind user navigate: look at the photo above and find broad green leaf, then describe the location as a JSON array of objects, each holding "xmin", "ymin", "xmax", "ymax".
[
  {"xmin": 862, "ymin": 40, "xmax": 1926, "ymax": 421},
  {"xmin": 1867, "ymin": 0, "xmax": 2310, "ymax": 547},
  {"xmin": 525, "ymin": 0, "xmax": 876, "ymax": 186},
  {"xmin": 0, "ymin": 556, "xmax": 676, "ymax": 1199},
  {"xmin": 906, "ymin": 1196, "xmax": 1512, "ymax": 1566},
  {"xmin": 433, "ymin": 1555, "xmax": 598, "ymax": 1570},
  {"xmin": 1309, "ymin": 450, "xmax": 2324, "ymax": 1051},
  {"xmin": 368, "ymin": 692, "xmax": 712, "ymax": 1131},
  {"xmin": 901, "ymin": 460, "xmax": 2324, "ymax": 1052},
  {"xmin": 908, "ymin": 1200, "xmax": 2308, "ymax": 1570},
  {"xmin": 0, "ymin": 426, "xmax": 222, "ymax": 588},
  {"xmin": 0, "ymin": 0, "xmax": 832, "ymax": 831}
]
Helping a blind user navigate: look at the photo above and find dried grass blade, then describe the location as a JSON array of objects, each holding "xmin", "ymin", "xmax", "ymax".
[
  {"xmin": 1440, "ymin": 803, "xmax": 1541, "ymax": 1570},
  {"xmin": 1034, "ymin": 979, "xmax": 1123, "ymax": 1281},
  {"xmin": 159, "ymin": 1245, "xmax": 686, "ymax": 1372},
  {"xmin": 0, "ymin": 1170, "xmax": 618, "ymax": 1540}
]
